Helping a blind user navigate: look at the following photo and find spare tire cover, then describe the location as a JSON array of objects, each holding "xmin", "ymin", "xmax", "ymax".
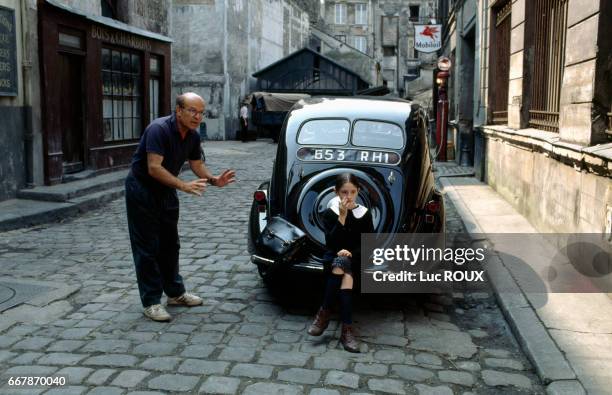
[{"xmin": 296, "ymin": 168, "xmax": 393, "ymax": 247}]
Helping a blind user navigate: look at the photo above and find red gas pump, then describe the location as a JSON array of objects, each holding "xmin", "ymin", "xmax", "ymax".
[{"xmin": 435, "ymin": 57, "xmax": 452, "ymax": 162}]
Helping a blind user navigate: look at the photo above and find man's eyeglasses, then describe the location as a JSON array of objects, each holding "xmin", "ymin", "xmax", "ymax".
[{"xmin": 181, "ymin": 106, "xmax": 205, "ymax": 118}]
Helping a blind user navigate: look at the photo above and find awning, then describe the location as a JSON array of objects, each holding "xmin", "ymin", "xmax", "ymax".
[{"xmin": 248, "ymin": 92, "xmax": 311, "ymax": 112}]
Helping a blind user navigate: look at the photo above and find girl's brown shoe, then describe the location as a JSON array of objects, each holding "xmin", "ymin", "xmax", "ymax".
[
  {"xmin": 340, "ymin": 324, "xmax": 360, "ymax": 353},
  {"xmin": 307, "ymin": 308, "xmax": 331, "ymax": 336}
]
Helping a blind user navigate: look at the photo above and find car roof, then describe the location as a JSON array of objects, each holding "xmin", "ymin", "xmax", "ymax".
[{"xmin": 288, "ymin": 96, "xmax": 417, "ymax": 126}]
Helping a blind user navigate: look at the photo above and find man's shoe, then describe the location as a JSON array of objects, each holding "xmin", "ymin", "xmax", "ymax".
[
  {"xmin": 307, "ymin": 307, "xmax": 331, "ymax": 336},
  {"xmin": 167, "ymin": 292, "xmax": 203, "ymax": 307},
  {"xmin": 340, "ymin": 324, "xmax": 360, "ymax": 353},
  {"xmin": 143, "ymin": 304, "xmax": 172, "ymax": 322}
]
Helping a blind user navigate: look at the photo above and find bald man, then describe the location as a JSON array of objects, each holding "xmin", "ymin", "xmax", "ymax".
[{"xmin": 125, "ymin": 92, "xmax": 236, "ymax": 321}]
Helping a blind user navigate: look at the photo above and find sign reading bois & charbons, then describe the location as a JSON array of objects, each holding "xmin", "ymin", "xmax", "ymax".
[
  {"xmin": 414, "ymin": 24, "xmax": 442, "ymax": 53},
  {"xmin": 0, "ymin": 6, "xmax": 17, "ymax": 96}
]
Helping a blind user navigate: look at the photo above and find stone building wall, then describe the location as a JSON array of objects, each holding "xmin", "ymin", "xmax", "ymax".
[
  {"xmin": 0, "ymin": 0, "xmax": 42, "ymax": 200},
  {"xmin": 320, "ymin": 0, "xmax": 437, "ymax": 97},
  {"xmin": 311, "ymin": 26, "xmax": 378, "ymax": 85},
  {"xmin": 477, "ymin": 0, "xmax": 612, "ymax": 233},
  {"xmin": 374, "ymin": 0, "xmax": 438, "ymax": 97},
  {"xmin": 171, "ymin": 0, "xmax": 309, "ymax": 140},
  {"xmin": 171, "ymin": 1, "xmax": 226, "ymax": 138},
  {"xmin": 321, "ymin": 0, "xmax": 374, "ymax": 55},
  {"xmin": 117, "ymin": 0, "xmax": 172, "ymax": 36},
  {"xmin": 55, "ymin": 0, "xmax": 101, "ymax": 15},
  {"xmin": 0, "ymin": 0, "xmax": 25, "ymax": 200},
  {"xmin": 558, "ymin": 0, "xmax": 610, "ymax": 146}
]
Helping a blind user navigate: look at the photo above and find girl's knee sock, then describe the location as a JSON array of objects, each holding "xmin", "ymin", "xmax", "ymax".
[
  {"xmin": 339, "ymin": 289, "xmax": 353, "ymax": 325},
  {"xmin": 322, "ymin": 274, "xmax": 343, "ymax": 309}
]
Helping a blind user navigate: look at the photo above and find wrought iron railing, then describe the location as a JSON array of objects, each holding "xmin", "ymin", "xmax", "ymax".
[
  {"xmin": 492, "ymin": 111, "xmax": 508, "ymax": 125},
  {"xmin": 529, "ymin": 110, "xmax": 560, "ymax": 132}
]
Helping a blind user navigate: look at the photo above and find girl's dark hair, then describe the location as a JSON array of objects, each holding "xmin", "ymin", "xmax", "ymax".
[{"xmin": 335, "ymin": 173, "xmax": 360, "ymax": 191}]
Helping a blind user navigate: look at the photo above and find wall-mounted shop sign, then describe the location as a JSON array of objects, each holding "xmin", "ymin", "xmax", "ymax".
[
  {"xmin": 0, "ymin": 6, "xmax": 18, "ymax": 96},
  {"xmin": 414, "ymin": 24, "xmax": 442, "ymax": 53},
  {"xmin": 91, "ymin": 25, "xmax": 152, "ymax": 52}
]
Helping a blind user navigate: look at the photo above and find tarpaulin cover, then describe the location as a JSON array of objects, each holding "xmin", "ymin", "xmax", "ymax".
[{"xmin": 248, "ymin": 92, "xmax": 311, "ymax": 112}]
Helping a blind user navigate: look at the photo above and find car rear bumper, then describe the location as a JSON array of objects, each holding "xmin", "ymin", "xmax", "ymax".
[{"xmin": 251, "ymin": 254, "xmax": 325, "ymax": 272}]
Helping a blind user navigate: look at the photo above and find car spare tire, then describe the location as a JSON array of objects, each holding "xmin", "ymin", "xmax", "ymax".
[{"xmin": 295, "ymin": 168, "xmax": 394, "ymax": 247}]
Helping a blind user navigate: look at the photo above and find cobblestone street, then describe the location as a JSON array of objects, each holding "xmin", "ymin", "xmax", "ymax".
[{"xmin": 0, "ymin": 141, "xmax": 544, "ymax": 394}]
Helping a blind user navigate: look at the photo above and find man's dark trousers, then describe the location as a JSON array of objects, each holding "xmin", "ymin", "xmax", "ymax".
[
  {"xmin": 125, "ymin": 172, "xmax": 185, "ymax": 307},
  {"xmin": 241, "ymin": 119, "xmax": 249, "ymax": 142}
]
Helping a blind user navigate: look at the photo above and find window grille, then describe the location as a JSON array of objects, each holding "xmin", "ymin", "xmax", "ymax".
[
  {"xmin": 528, "ymin": 0, "xmax": 569, "ymax": 132},
  {"xmin": 488, "ymin": 0, "xmax": 511, "ymax": 125}
]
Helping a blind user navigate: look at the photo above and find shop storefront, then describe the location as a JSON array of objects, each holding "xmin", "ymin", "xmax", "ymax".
[{"xmin": 39, "ymin": 0, "xmax": 171, "ymax": 184}]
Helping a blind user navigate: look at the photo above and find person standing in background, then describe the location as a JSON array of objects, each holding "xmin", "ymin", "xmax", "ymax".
[{"xmin": 240, "ymin": 102, "xmax": 249, "ymax": 142}]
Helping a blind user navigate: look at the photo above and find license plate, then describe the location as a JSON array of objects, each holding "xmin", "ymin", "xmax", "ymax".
[{"xmin": 297, "ymin": 147, "xmax": 400, "ymax": 165}]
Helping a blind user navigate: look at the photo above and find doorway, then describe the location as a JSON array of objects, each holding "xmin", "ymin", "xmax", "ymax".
[
  {"xmin": 58, "ymin": 53, "xmax": 85, "ymax": 174},
  {"xmin": 458, "ymin": 27, "xmax": 475, "ymax": 166}
]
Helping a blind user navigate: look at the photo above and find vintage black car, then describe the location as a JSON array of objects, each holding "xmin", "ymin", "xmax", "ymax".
[{"xmin": 248, "ymin": 97, "xmax": 445, "ymax": 283}]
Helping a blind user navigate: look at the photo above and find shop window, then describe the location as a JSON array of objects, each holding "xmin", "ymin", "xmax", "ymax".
[
  {"xmin": 102, "ymin": 48, "xmax": 142, "ymax": 142},
  {"xmin": 149, "ymin": 55, "xmax": 162, "ymax": 123}
]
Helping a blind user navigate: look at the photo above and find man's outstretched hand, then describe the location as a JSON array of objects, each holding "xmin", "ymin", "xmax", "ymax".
[
  {"xmin": 182, "ymin": 179, "xmax": 208, "ymax": 196},
  {"xmin": 214, "ymin": 169, "xmax": 236, "ymax": 187}
]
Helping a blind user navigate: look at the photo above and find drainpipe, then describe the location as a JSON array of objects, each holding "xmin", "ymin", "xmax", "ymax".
[
  {"xmin": 21, "ymin": 0, "xmax": 34, "ymax": 188},
  {"xmin": 222, "ymin": 0, "xmax": 230, "ymax": 140},
  {"xmin": 395, "ymin": 14, "xmax": 399, "ymax": 95}
]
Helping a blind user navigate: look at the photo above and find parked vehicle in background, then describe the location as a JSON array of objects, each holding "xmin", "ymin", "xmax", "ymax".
[{"xmin": 247, "ymin": 92, "xmax": 310, "ymax": 142}]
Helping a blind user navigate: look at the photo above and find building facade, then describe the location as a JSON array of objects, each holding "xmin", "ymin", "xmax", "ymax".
[
  {"xmin": 0, "ymin": 0, "xmax": 312, "ymax": 201},
  {"xmin": 0, "ymin": 0, "xmax": 172, "ymax": 200},
  {"xmin": 319, "ymin": 0, "xmax": 438, "ymax": 99},
  {"xmin": 171, "ymin": 0, "xmax": 310, "ymax": 140},
  {"xmin": 39, "ymin": 0, "xmax": 173, "ymax": 185},
  {"xmin": 440, "ymin": 0, "xmax": 612, "ymax": 234}
]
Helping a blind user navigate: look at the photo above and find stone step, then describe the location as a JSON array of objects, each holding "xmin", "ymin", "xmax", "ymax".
[
  {"xmin": 0, "ymin": 185, "xmax": 125, "ymax": 232},
  {"xmin": 16, "ymin": 169, "xmax": 129, "ymax": 202}
]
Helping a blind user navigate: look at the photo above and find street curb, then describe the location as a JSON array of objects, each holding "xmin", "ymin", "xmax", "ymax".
[
  {"xmin": 439, "ymin": 178, "xmax": 582, "ymax": 390},
  {"xmin": 0, "ymin": 186, "xmax": 124, "ymax": 232}
]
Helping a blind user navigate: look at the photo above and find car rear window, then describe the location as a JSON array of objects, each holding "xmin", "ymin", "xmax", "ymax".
[
  {"xmin": 297, "ymin": 119, "xmax": 350, "ymax": 145},
  {"xmin": 352, "ymin": 120, "xmax": 404, "ymax": 149}
]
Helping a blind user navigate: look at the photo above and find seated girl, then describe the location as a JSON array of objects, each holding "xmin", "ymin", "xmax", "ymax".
[{"xmin": 307, "ymin": 173, "xmax": 374, "ymax": 352}]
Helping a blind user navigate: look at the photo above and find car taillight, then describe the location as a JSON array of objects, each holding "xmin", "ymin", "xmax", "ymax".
[
  {"xmin": 254, "ymin": 191, "xmax": 266, "ymax": 202},
  {"xmin": 425, "ymin": 200, "xmax": 440, "ymax": 224},
  {"xmin": 254, "ymin": 190, "xmax": 267, "ymax": 213},
  {"xmin": 425, "ymin": 200, "xmax": 440, "ymax": 213}
]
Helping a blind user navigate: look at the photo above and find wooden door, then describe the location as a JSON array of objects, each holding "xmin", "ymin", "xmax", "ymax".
[{"xmin": 59, "ymin": 53, "xmax": 84, "ymax": 173}]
